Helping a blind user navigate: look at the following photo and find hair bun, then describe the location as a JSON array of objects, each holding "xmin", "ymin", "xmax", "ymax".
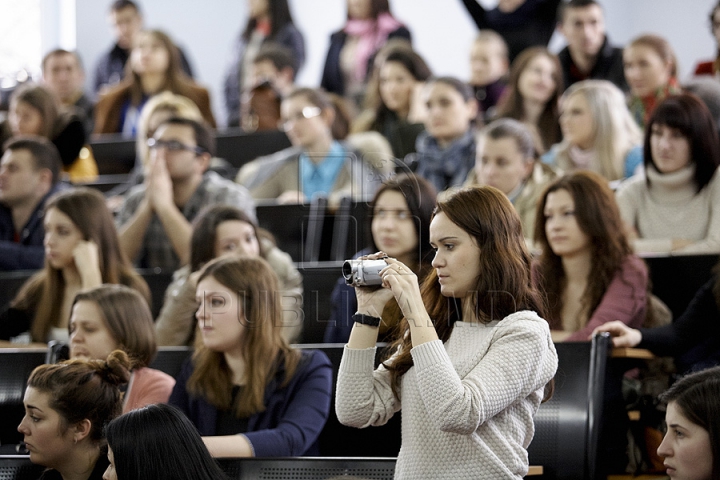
[{"xmin": 97, "ymin": 350, "xmax": 131, "ymax": 386}]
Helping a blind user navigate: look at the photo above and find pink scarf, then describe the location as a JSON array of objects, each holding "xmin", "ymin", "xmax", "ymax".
[{"xmin": 344, "ymin": 12, "xmax": 403, "ymax": 81}]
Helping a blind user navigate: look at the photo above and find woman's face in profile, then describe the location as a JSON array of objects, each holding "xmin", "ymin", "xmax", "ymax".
[
  {"xmin": 429, "ymin": 212, "xmax": 482, "ymax": 299},
  {"xmin": 18, "ymin": 387, "xmax": 74, "ymax": 469},
  {"xmin": 9, "ymin": 100, "xmax": 44, "ymax": 136},
  {"xmin": 196, "ymin": 275, "xmax": 245, "ymax": 353},
  {"xmin": 69, "ymin": 300, "xmax": 119, "ymax": 362},
  {"xmin": 657, "ymin": 401, "xmax": 713, "ymax": 480},
  {"xmin": 43, "ymin": 207, "xmax": 84, "ymax": 270}
]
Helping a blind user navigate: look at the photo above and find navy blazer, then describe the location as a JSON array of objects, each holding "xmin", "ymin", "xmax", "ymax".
[{"xmin": 170, "ymin": 349, "xmax": 332, "ymax": 457}]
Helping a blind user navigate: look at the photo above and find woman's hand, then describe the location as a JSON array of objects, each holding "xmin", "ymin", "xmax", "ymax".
[
  {"xmin": 354, "ymin": 252, "xmax": 395, "ymax": 317},
  {"xmin": 73, "ymin": 240, "xmax": 102, "ymax": 289},
  {"xmin": 591, "ymin": 321, "xmax": 643, "ymax": 347}
]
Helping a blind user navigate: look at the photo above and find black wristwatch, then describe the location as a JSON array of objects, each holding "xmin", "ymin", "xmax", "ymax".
[{"xmin": 352, "ymin": 313, "xmax": 381, "ymax": 327}]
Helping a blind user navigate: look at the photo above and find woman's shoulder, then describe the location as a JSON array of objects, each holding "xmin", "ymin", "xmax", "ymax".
[
  {"xmin": 96, "ymin": 80, "xmax": 132, "ymax": 105},
  {"xmin": 618, "ymin": 254, "xmax": 649, "ymax": 280},
  {"xmin": 497, "ymin": 310, "xmax": 552, "ymax": 333},
  {"xmin": 134, "ymin": 366, "xmax": 176, "ymax": 385}
]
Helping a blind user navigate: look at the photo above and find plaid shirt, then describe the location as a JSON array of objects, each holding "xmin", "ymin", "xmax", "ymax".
[{"xmin": 117, "ymin": 172, "xmax": 256, "ymax": 270}]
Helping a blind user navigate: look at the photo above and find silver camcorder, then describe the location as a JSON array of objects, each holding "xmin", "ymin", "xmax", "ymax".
[{"xmin": 342, "ymin": 258, "xmax": 387, "ymax": 287}]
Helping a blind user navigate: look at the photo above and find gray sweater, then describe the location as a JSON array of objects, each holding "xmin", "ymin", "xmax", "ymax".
[{"xmin": 336, "ymin": 311, "xmax": 557, "ymax": 479}]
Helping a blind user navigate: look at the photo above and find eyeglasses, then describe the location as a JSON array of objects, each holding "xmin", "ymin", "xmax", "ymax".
[
  {"xmin": 147, "ymin": 138, "xmax": 206, "ymax": 155},
  {"xmin": 279, "ymin": 106, "xmax": 322, "ymax": 131}
]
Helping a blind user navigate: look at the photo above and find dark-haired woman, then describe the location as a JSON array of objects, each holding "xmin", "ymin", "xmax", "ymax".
[
  {"xmin": 411, "ymin": 77, "xmax": 478, "ymax": 193},
  {"xmin": 336, "ymin": 186, "xmax": 557, "ymax": 478},
  {"xmin": 324, "ymin": 174, "xmax": 436, "ymax": 343},
  {"xmin": 170, "ymin": 256, "xmax": 332, "ymax": 457},
  {"xmin": 104, "ymin": 404, "xmax": 229, "ymax": 480},
  {"xmin": 94, "ymin": 30, "xmax": 215, "ymax": 135},
  {"xmin": 224, "ymin": 0, "xmax": 305, "ymax": 127},
  {"xmin": 351, "ymin": 46, "xmax": 432, "ymax": 158},
  {"xmin": 321, "ymin": 0, "xmax": 411, "ymax": 103},
  {"xmin": 616, "ymin": 93, "xmax": 720, "ymax": 254},
  {"xmin": 533, "ymin": 171, "xmax": 648, "ymax": 342},
  {"xmin": 18, "ymin": 351, "xmax": 131, "ymax": 480},
  {"xmin": 496, "ymin": 47, "xmax": 563, "ymax": 155}
]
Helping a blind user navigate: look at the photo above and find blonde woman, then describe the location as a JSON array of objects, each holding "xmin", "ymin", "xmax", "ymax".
[{"xmin": 542, "ymin": 80, "xmax": 643, "ymax": 182}]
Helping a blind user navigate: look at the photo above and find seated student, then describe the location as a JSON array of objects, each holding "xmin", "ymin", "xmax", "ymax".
[
  {"xmin": 104, "ymin": 404, "xmax": 229, "ymax": 480},
  {"xmin": 106, "ymin": 91, "xmax": 205, "ymax": 208},
  {"xmin": 18, "ymin": 350, "xmax": 131, "ymax": 480},
  {"xmin": 8, "ymin": 83, "xmax": 98, "ymax": 182},
  {"xmin": 155, "ymin": 205, "xmax": 302, "ymax": 345},
  {"xmin": 240, "ymin": 43, "xmax": 298, "ymax": 133},
  {"xmin": 695, "ymin": 1, "xmax": 720, "ymax": 78},
  {"xmin": 656, "ymin": 366, "xmax": 720, "ymax": 480},
  {"xmin": 351, "ymin": 46, "xmax": 431, "ymax": 159},
  {"xmin": 94, "ymin": 29, "xmax": 214, "ymax": 136},
  {"xmin": 336, "ymin": 186, "xmax": 557, "ymax": 478},
  {"xmin": 411, "ymin": 77, "xmax": 478, "ymax": 193},
  {"xmin": 542, "ymin": 80, "xmax": 643, "ymax": 183},
  {"xmin": 496, "ymin": 47, "xmax": 563, "ymax": 155},
  {"xmin": 556, "ymin": 0, "xmax": 627, "ymax": 92},
  {"xmin": 0, "ymin": 188, "xmax": 150, "ymax": 343},
  {"xmin": 324, "ymin": 174, "xmax": 436, "ymax": 344},
  {"xmin": 616, "ymin": 94, "xmax": 720, "ymax": 254},
  {"xmin": 170, "ymin": 256, "xmax": 332, "ymax": 458},
  {"xmin": 624, "ymin": 34, "xmax": 681, "ymax": 130},
  {"xmin": 533, "ymin": 171, "xmax": 648, "ymax": 342},
  {"xmin": 469, "ymin": 30, "xmax": 509, "ymax": 122},
  {"xmin": 0, "ymin": 137, "xmax": 65, "ymax": 271},
  {"xmin": 116, "ymin": 117, "xmax": 255, "ymax": 271},
  {"xmin": 236, "ymin": 88, "xmax": 381, "ymax": 205},
  {"xmin": 41, "ymin": 49, "xmax": 95, "ymax": 136},
  {"xmin": 470, "ymin": 118, "xmax": 557, "ymax": 241},
  {"xmin": 69, "ymin": 284, "xmax": 174, "ymax": 412},
  {"xmin": 94, "ymin": 0, "xmax": 193, "ymax": 94},
  {"xmin": 595, "ymin": 258, "xmax": 720, "ymax": 373}
]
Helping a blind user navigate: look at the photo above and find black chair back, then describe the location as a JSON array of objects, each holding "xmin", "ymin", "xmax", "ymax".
[
  {"xmin": 0, "ymin": 456, "xmax": 44, "ymax": 480},
  {"xmin": 256, "ymin": 197, "xmax": 327, "ymax": 264},
  {"xmin": 89, "ymin": 135, "xmax": 136, "ymax": 175},
  {"xmin": 215, "ymin": 128, "xmax": 292, "ymax": 170},
  {"xmin": 295, "ymin": 344, "xmax": 402, "ymax": 458},
  {"xmin": 297, "ymin": 263, "xmax": 344, "ymax": 344},
  {"xmin": 527, "ymin": 334, "xmax": 611, "ymax": 480},
  {"xmin": 0, "ymin": 350, "xmax": 48, "ymax": 445},
  {"xmin": 217, "ymin": 456, "xmax": 396, "ymax": 480},
  {"xmin": 149, "ymin": 347, "xmax": 193, "ymax": 378}
]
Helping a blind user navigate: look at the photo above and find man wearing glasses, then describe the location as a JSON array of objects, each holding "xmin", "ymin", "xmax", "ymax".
[{"xmin": 116, "ymin": 117, "xmax": 255, "ymax": 270}]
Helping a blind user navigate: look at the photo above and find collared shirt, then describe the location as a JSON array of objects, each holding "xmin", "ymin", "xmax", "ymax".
[
  {"xmin": 117, "ymin": 171, "xmax": 256, "ymax": 270},
  {"xmin": 299, "ymin": 141, "xmax": 347, "ymax": 199}
]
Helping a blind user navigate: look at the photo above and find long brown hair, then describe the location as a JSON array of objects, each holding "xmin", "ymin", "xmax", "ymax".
[
  {"xmin": 11, "ymin": 188, "xmax": 150, "ymax": 342},
  {"xmin": 533, "ymin": 171, "xmax": 633, "ymax": 328},
  {"xmin": 385, "ymin": 186, "xmax": 545, "ymax": 397},
  {"xmin": 126, "ymin": 30, "xmax": 196, "ymax": 106},
  {"xmin": 496, "ymin": 47, "xmax": 563, "ymax": 153},
  {"xmin": 187, "ymin": 256, "xmax": 300, "ymax": 418}
]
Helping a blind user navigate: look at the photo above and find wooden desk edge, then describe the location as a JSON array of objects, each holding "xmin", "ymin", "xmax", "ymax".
[
  {"xmin": 527, "ymin": 465, "xmax": 543, "ymax": 475},
  {"xmin": 611, "ymin": 347, "xmax": 655, "ymax": 359}
]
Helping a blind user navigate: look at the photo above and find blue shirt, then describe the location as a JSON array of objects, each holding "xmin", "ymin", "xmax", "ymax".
[{"xmin": 300, "ymin": 141, "xmax": 346, "ymax": 198}]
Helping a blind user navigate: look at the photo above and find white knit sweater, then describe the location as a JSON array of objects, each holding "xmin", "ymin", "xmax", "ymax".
[
  {"xmin": 336, "ymin": 311, "xmax": 558, "ymax": 479},
  {"xmin": 616, "ymin": 164, "xmax": 720, "ymax": 254}
]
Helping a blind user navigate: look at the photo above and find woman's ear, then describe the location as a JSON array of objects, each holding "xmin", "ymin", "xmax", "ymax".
[{"xmin": 73, "ymin": 418, "xmax": 93, "ymax": 443}]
